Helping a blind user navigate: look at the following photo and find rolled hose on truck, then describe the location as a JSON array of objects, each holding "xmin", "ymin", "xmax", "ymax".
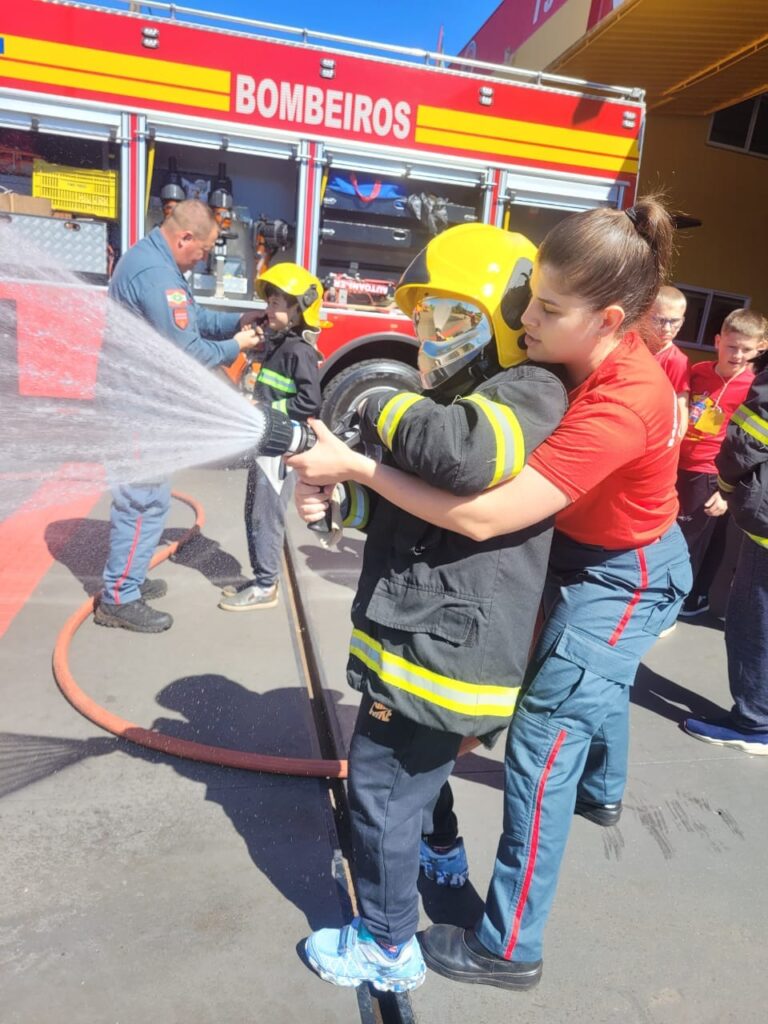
[{"xmin": 52, "ymin": 488, "xmax": 348, "ymax": 779}]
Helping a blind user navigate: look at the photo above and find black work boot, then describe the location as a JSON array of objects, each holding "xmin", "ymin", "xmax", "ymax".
[
  {"xmin": 419, "ymin": 925, "xmax": 542, "ymax": 990},
  {"xmin": 574, "ymin": 798, "xmax": 623, "ymax": 827},
  {"xmin": 140, "ymin": 578, "xmax": 168, "ymax": 601},
  {"xmin": 94, "ymin": 598, "xmax": 173, "ymax": 633}
]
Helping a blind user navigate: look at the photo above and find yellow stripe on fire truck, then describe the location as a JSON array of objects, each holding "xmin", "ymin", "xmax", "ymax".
[
  {"xmin": 415, "ymin": 105, "xmax": 639, "ymax": 175},
  {"xmin": 350, "ymin": 629, "xmax": 520, "ymax": 718},
  {"xmin": 460, "ymin": 393, "xmax": 525, "ymax": 487},
  {"xmin": 731, "ymin": 404, "xmax": 768, "ymax": 447},
  {"xmin": 0, "ymin": 35, "xmax": 230, "ymax": 111},
  {"xmin": 376, "ymin": 392, "xmax": 425, "ymax": 450}
]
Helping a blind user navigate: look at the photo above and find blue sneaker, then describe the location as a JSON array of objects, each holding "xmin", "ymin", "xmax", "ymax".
[
  {"xmin": 304, "ymin": 918, "xmax": 426, "ymax": 992},
  {"xmin": 419, "ymin": 837, "xmax": 469, "ymax": 888},
  {"xmin": 683, "ymin": 717, "xmax": 768, "ymax": 756}
]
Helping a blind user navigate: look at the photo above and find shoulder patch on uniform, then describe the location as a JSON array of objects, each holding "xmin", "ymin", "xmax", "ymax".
[{"xmin": 166, "ymin": 289, "xmax": 189, "ymax": 329}]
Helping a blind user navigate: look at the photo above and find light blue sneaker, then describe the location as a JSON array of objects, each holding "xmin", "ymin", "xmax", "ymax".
[
  {"xmin": 419, "ymin": 837, "xmax": 469, "ymax": 888},
  {"xmin": 304, "ymin": 918, "xmax": 426, "ymax": 992}
]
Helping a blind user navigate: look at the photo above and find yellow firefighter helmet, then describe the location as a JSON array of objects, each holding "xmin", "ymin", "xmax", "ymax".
[
  {"xmin": 396, "ymin": 224, "xmax": 536, "ymax": 388},
  {"xmin": 255, "ymin": 263, "xmax": 325, "ymax": 329}
]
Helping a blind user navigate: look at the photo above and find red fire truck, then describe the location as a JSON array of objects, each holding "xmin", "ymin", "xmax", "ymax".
[{"xmin": 0, "ymin": 0, "xmax": 644, "ymax": 422}]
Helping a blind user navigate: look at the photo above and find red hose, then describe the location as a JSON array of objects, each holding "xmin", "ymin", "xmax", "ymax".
[{"xmin": 52, "ymin": 490, "xmax": 348, "ymax": 779}]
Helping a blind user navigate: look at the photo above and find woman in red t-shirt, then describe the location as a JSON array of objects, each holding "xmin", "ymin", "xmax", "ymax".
[{"xmin": 290, "ymin": 197, "xmax": 692, "ymax": 986}]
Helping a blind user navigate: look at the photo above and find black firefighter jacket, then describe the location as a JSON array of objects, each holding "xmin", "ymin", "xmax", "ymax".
[
  {"xmin": 341, "ymin": 362, "xmax": 568, "ymax": 743},
  {"xmin": 716, "ymin": 367, "xmax": 768, "ymax": 548},
  {"xmin": 253, "ymin": 327, "xmax": 322, "ymax": 420}
]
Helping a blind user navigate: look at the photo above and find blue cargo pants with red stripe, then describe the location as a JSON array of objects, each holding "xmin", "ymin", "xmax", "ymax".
[
  {"xmin": 101, "ymin": 481, "xmax": 171, "ymax": 605},
  {"xmin": 477, "ymin": 524, "xmax": 691, "ymax": 963}
]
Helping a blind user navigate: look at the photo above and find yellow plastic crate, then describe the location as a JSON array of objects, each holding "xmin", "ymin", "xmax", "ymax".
[{"xmin": 32, "ymin": 160, "xmax": 118, "ymax": 219}]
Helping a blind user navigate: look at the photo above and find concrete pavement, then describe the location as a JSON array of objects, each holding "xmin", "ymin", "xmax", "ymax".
[{"xmin": 1, "ymin": 463, "xmax": 766, "ymax": 1023}]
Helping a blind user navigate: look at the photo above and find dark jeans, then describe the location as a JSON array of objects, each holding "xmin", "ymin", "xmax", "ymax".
[
  {"xmin": 244, "ymin": 459, "xmax": 294, "ymax": 587},
  {"xmin": 677, "ymin": 468, "xmax": 730, "ymax": 602},
  {"xmin": 348, "ymin": 695, "xmax": 462, "ymax": 946},
  {"xmin": 725, "ymin": 537, "xmax": 768, "ymax": 731}
]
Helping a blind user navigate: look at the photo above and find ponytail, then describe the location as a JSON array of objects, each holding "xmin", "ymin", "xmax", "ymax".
[{"xmin": 537, "ymin": 194, "xmax": 675, "ymax": 328}]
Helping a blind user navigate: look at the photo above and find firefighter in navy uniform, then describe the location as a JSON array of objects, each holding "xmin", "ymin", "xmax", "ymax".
[
  {"xmin": 95, "ymin": 199, "xmax": 260, "ymax": 633},
  {"xmin": 295, "ymin": 224, "xmax": 569, "ymax": 992},
  {"xmin": 218, "ymin": 263, "xmax": 323, "ymax": 611}
]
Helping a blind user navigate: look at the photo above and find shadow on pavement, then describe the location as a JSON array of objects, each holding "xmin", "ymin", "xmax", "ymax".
[
  {"xmin": 45, "ymin": 517, "xmax": 110, "ymax": 595},
  {"xmin": 631, "ymin": 663, "xmax": 727, "ymax": 723},
  {"xmin": 44, "ymin": 517, "xmax": 246, "ymax": 595},
  {"xmin": 295, "ymin": 538, "xmax": 365, "ymax": 592},
  {"xmin": 418, "ymin": 874, "xmax": 485, "ymax": 929},
  {"xmin": 2, "ymin": 674, "xmax": 352, "ymax": 930},
  {"xmin": 164, "ymin": 527, "xmax": 246, "ymax": 590},
  {"xmin": 0, "ymin": 730, "xmax": 121, "ymax": 799},
  {"xmin": 149, "ymin": 673, "xmax": 348, "ymax": 930}
]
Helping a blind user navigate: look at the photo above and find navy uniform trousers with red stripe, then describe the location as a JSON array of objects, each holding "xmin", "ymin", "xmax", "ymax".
[
  {"xmin": 477, "ymin": 523, "xmax": 691, "ymax": 963},
  {"xmin": 101, "ymin": 481, "xmax": 172, "ymax": 605}
]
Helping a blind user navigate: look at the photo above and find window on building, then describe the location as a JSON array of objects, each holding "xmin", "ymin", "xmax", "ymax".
[
  {"xmin": 675, "ymin": 285, "xmax": 749, "ymax": 348},
  {"xmin": 709, "ymin": 93, "xmax": 768, "ymax": 156}
]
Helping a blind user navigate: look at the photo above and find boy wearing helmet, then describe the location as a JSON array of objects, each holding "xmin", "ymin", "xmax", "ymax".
[
  {"xmin": 219, "ymin": 263, "xmax": 323, "ymax": 610},
  {"xmin": 296, "ymin": 225, "xmax": 568, "ymax": 991}
]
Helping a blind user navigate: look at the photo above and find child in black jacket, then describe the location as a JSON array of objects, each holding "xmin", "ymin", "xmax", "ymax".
[
  {"xmin": 290, "ymin": 224, "xmax": 567, "ymax": 992},
  {"xmin": 219, "ymin": 264, "xmax": 322, "ymax": 611}
]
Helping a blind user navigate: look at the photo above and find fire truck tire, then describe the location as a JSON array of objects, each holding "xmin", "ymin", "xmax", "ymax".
[{"xmin": 320, "ymin": 359, "xmax": 422, "ymax": 428}]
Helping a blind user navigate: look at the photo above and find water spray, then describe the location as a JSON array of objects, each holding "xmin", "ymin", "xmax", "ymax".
[{"xmin": 0, "ymin": 218, "xmax": 267, "ymax": 520}]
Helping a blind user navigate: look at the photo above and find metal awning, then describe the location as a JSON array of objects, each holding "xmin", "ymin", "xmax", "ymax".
[{"xmin": 547, "ymin": 0, "xmax": 768, "ymax": 115}]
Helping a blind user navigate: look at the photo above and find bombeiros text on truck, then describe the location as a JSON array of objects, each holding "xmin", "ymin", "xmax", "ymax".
[{"xmin": 0, "ymin": 0, "xmax": 644, "ymax": 423}]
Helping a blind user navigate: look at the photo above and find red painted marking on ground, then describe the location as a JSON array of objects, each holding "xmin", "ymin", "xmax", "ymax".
[{"xmin": 0, "ymin": 465, "xmax": 104, "ymax": 639}]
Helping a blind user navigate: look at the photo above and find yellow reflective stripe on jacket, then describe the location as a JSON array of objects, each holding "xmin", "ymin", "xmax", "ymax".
[
  {"xmin": 342, "ymin": 483, "xmax": 369, "ymax": 529},
  {"xmin": 350, "ymin": 628, "xmax": 519, "ymax": 718},
  {"xmin": 746, "ymin": 532, "xmax": 768, "ymax": 548},
  {"xmin": 717, "ymin": 475, "xmax": 735, "ymax": 493},
  {"xmin": 732, "ymin": 404, "xmax": 768, "ymax": 446},
  {"xmin": 257, "ymin": 367, "xmax": 297, "ymax": 394},
  {"xmin": 377, "ymin": 392, "xmax": 424, "ymax": 450},
  {"xmin": 460, "ymin": 393, "xmax": 525, "ymax": 487},
  {"xmin": 271, "ymin": 398, "xmax": 288, "ymax": 413}
]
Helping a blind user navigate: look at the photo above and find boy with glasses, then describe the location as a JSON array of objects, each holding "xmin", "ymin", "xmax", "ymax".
[{"xmin": 644, "ymin": 285, "xmax": 690, "ymax": 440}]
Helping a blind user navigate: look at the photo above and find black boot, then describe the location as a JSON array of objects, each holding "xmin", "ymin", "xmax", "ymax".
[
  {"xmin": 419, "ymin": 925, "xmax": 542, "ymax": 990},
  {"xmin": 574, "ymin": 798, "xmax": 622, "ymax": 827},
  {"xmin": 140, "ymin": 578, "xmax": 168, "ymax": 601},
  {"xmin": 94, "ymin": 598, "xmax": 173, "ymax": 633}
]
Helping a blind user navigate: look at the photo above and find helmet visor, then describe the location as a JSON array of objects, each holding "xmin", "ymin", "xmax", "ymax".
[{"xmin": 413, "ymin": 296, "xmax": 492, "ymax": 389}]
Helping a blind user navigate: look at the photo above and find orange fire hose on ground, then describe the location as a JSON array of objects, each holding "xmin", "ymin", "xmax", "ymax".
[{"xmin": 52, "ymin": 491, "xmax": 349, "ymax": 779}]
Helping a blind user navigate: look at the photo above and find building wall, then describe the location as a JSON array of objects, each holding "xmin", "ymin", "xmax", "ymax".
[
  {"xmin": 460, "ymin": 0, "xmax": 573, "ymax": 64},
  {"xmin": 641, "ymin": 114, "xmax": 768, "ymax": 315},
  {"xmin": 511, "ymin": 0, "xmax": 593, "ymax": 70}
]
